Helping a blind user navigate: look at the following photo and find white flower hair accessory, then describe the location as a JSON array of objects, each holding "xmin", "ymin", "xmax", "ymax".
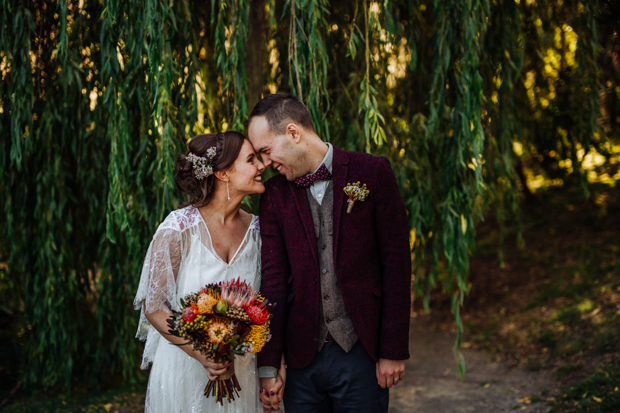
[{"xmin": 187, "ymin": 147, "xmax": 217, "ymax": 180}]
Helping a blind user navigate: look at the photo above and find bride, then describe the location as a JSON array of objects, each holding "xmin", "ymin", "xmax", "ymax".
[{"xmin": 134, "ymin": 132, "xmax": 284, "ymax": 412}]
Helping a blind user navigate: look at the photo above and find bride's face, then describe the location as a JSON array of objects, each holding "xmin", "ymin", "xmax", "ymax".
[{"xmin": 228, "ymin": 140, "xmax": 265, "ymax": 195}]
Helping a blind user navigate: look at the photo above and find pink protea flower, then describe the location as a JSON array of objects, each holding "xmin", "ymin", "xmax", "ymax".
[{"xmin": 220, "ymin": 277, "xmax": 255, "ymax": 308}]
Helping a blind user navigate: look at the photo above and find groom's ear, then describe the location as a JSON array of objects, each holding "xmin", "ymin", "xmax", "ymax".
[{"xmin": 286, "ymin": 123, "xmax": 302, "ymax": 144}]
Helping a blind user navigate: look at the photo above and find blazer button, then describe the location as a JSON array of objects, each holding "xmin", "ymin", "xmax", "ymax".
[
  {"xmin": 323, "ymin": 294, "xmax": 329, "ymax": 300},
  {"xmin": 326, "ymin": 318, "xmax": 332, "ymax": 324},
  {"xmin": 322, "ymin": 269, "xmax": 327, "ymax": 274}
]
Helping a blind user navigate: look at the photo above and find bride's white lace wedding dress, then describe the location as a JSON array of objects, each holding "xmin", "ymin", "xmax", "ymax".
[{"xmin": 134, "ymin": 205, "xmax": 263, "ymax": 413}]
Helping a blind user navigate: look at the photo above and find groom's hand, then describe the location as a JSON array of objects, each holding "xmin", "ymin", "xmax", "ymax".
[
  {"xmin": 260, "ymin": 377, "xmax": 281, "ymax": 411},
  {"xmin": 376, "ymin": 358, "xmax": 405, "ymax": 389}
]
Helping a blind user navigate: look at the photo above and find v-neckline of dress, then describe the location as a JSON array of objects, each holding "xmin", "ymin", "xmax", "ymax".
[{"xmin": 194, "ymin": 206, "xmax": 256, "ymax": 266}]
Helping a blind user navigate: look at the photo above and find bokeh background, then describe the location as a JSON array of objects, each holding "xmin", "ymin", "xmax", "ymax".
[{"xmin": 1, "ymin": 0, "xmax": 619, "ymax": 411}]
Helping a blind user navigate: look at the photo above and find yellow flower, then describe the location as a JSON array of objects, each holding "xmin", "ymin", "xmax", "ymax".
[
  {"xmin": 207, "ymin": 319, "xmax": 233, "ymax": 343},
  {"xmin": 245, "ymin": 324, "xmax": 269, "ymax": 353},
  {"xmin": 197, "ymin": 293, "xmax": 218, "ymax": 314}
]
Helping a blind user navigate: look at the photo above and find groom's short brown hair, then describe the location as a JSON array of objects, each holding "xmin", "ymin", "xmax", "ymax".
[{"xmin": 246, "ymin": 92, "xmax": 317, "ymax": 135}]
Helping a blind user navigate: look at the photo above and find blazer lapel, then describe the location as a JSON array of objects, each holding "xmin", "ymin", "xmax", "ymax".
[
  {"xmin": 332, "ymin": 147, "xmax": 349, "ymax": 264},
  {"xmin": 289, "ymin": 181, "xmax": 319, "ymax": 264}
]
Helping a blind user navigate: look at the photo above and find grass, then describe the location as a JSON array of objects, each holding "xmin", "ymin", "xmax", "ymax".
[
  {"xmin": 1, "ymin": 384, "xmax": 147, "ymax": 413},
  {"xmin": 551, "ymin": 355, "xmax": 620, "ymax": 413},
  {"xmin": 440, "ymin": 182, "xmax": 620, "ymax": 409}
]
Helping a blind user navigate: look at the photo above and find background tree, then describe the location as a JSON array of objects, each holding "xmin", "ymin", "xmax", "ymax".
[{"xmin": 1, "ymin": 0, "xmax": 617, "ymax": 389}]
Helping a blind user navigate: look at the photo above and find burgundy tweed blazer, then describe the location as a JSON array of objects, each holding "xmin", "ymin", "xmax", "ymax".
[{"xmin": 257, "ymin": 146, "xmax": 411, "ymax": 370}]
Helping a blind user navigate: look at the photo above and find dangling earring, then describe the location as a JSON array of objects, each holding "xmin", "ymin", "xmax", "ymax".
[{"xmin": 227, "ymin": 181, "xmax": 230, "ymax": 201}]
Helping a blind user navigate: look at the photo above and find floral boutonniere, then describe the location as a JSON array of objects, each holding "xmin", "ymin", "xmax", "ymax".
[{"xmin": 343, "ymin": 182, "xmax": 370, "ymax": 214}]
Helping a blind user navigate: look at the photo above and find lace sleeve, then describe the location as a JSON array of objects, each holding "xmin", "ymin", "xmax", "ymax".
[
  {"xmin": 133, "ymin": 221, "xmax": 184, "ymax": 369},
  {"xmin": 135, "ymin": 228, "xmax": 183, "ymax": 315}
]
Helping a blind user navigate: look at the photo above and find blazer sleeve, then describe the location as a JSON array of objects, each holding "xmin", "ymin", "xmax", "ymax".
[
  {"xmin": 257, "ymin": 186, "xmax": 290, "ymax": 369},
  {"xmin": 374, "ymin": 156, "xmax": 412, "ymax": 360}
]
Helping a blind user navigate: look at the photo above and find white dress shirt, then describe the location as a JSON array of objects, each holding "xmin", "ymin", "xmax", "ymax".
[{"xmin": 307, "ymin": 143, "xmax": 333, "ymax": 205}]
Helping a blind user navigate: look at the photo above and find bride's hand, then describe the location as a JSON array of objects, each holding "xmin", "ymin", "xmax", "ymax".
[
  {"xmin": 191, "ymin": 350, "xmax": 231, "ymax": 380},
  {"xmin": 266, "ymin": 370, "xmax": 286, "ymax": 412}
]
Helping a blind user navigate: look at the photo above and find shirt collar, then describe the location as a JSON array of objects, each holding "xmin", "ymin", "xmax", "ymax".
[{"xmin": 309, "ymin": 143, "xmax": 333, "ymax": 175}]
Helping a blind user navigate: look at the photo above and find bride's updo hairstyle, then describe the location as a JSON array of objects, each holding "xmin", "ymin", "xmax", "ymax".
[{"xmin": 175, "ymin": 132, "xmax": 245, "ymax": 207}]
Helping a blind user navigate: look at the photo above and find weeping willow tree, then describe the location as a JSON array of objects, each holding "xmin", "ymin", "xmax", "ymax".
[{"xmin": 1, "ymin": 0, "xmax": 617, "ymax": 388}]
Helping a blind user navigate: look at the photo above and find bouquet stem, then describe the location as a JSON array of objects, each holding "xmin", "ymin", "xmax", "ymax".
[{"xmin": 204, "ymin": 362, "xmax": 242, "ymax": 405}]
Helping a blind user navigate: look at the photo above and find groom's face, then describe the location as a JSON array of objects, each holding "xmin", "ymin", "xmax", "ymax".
[{"xmin": 248, "ymin": 116, "xmax": 302, "ymax": 181}]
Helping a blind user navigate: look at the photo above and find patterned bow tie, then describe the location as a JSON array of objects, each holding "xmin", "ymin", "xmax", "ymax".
[{"xmin": 295, "ymin": 164, "xmax": 333, "ymax": 188}]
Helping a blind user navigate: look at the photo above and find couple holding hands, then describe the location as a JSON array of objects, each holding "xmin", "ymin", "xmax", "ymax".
[{"xmin": 134, "ymin": 93, "xmax": 412, "ymax": 413}]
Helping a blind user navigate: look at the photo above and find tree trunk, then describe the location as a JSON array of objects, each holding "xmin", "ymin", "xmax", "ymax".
[{"xmin": 246, "ymin": 0, "xmax": 267, "ymax": 111}]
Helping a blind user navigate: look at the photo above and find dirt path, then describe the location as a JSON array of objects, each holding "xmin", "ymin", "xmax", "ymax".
[{"xmin": 389, "ymin": 314, "xmax": 555, "ymax": 413}]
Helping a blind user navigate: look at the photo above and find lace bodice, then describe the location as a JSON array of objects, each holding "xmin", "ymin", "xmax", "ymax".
[{"xmin": 134, "ymin": 205, "xmax": 261, "ymax": 368}]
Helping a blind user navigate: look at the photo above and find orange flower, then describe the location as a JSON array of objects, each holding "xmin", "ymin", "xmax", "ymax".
[
  {"xmin": 197, "ymin": 293, "xmax": 218, "ymax": 314},
  {"xmin": 207, "ymin": 319, "xmax": 233, "ymax": 343}
]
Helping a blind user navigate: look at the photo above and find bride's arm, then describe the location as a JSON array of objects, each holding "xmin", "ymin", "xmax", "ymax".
[
  {"xmin": 140, "ymin": 226, "xmax": 229, "ymax": 379},
  {"xmin": 145, "ymin": 309, "xmax": 230, "ymax": 379}
]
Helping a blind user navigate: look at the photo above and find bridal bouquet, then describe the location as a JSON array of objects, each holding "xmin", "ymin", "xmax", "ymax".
[{"xmin": 166, "ymin": 278, "xmax": 273, "ymax": 405}]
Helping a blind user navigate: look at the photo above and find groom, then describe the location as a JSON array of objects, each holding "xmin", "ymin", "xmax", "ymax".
[{"xmin": 247, "ymin": 93, "xmax": 411, "ymax": 412}]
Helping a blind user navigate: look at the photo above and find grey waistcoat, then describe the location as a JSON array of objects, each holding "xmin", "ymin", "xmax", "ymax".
[{"xmin": 306, "ymin": 181, "xmax": 359, "ymax": 352}]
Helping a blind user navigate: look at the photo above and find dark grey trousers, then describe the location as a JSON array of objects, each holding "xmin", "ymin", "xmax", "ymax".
[{"xmin": 283, "ymin": 342, "xmax": 389, "ymax": 413}]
